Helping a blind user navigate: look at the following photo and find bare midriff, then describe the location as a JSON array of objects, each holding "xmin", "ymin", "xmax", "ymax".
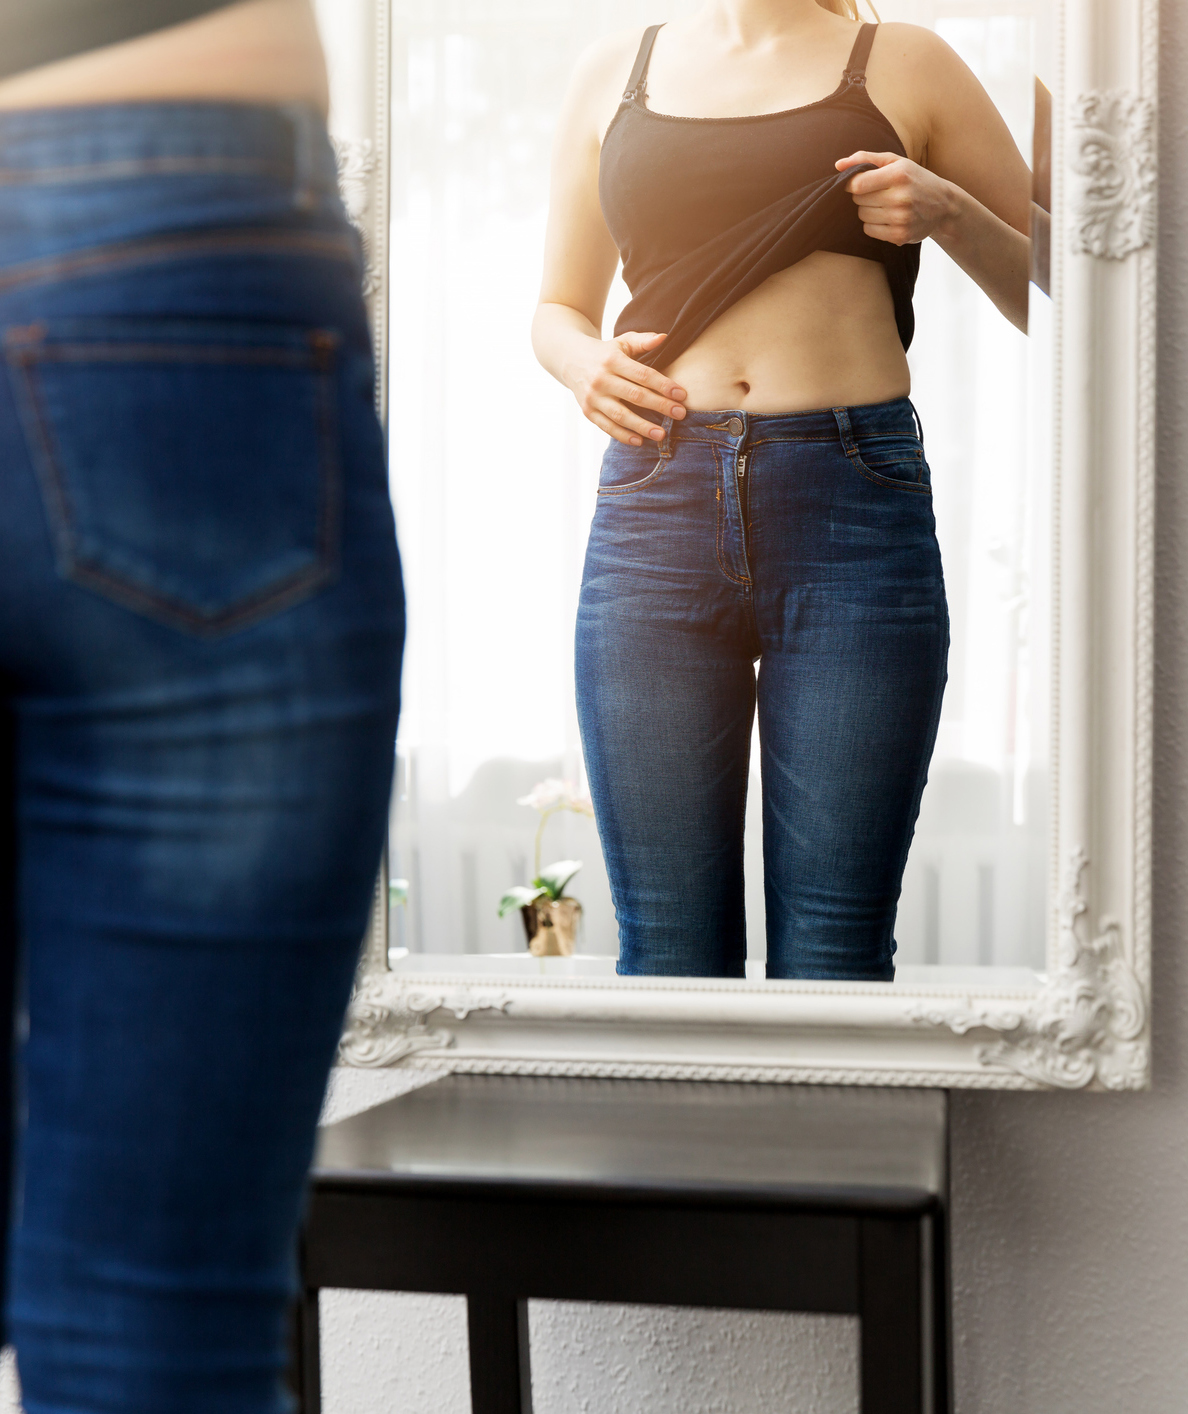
[
  {"xmin": 0, "ymin": 0, "xmax": 328, "ymax": 116},
  {"xmin": 662, "ymin": 249, "xmax": 911, "ymax": 414}
]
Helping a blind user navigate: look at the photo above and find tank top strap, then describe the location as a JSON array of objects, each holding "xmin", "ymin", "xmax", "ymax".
[
  {"xmin": 842, "ymin": 23, "xmax": 877, "ymax": 87},
  {"xmin": 622, "ymin": 24, "xmax": 664, "ymax": 102}
]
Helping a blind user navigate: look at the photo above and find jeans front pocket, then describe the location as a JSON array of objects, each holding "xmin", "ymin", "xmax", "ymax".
[
  {"xmin": 597, "ymin": 436, "xmax": 666, "ymax": 494},
  {"xmin": 847, "ymin": 433, "xmax": 931, "ymax": 493},
  {"xmin": 4, "ymin": 317, "xmax": 342, "ymax": 636}
]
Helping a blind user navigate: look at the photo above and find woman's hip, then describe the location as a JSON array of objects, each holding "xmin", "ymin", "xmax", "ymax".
[
  {"xmin": 0, "ymin": 100, "xmax": 360, "ymax": 291},
  {"xmin": 584, "ymin": 396, "xmax": 946, "ymax": 622}
]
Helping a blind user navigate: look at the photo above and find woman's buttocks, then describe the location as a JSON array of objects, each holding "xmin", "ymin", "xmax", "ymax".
[{"xmin": 662, "ymin": 250, "xmax": 912, "ymax": 414}]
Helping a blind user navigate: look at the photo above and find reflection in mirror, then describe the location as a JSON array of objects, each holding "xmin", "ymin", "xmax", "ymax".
[
  {"xmin": 1032, "ymin": 77, "xmax": 1051, "ymax": 295},
  {"xmin": 387, "ymin": 0, "xmax": 1053, "ymax": 980}
]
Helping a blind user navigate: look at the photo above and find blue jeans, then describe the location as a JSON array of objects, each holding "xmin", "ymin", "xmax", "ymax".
[
  {"xmin": 0, "ymin": 103, "xmax": 403, "ymax": 1411},
  {"xmin": 575, "ymin": 399, "xmax": 948, "ymax": 981}
]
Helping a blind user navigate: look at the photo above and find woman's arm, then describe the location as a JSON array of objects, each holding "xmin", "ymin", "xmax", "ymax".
[
  {"xmin": 838, "ymin": 24, "xmax": 1033, "ymax": 332},
  {"xmin": 532, "ymin": 33, "xmax": 687, "ymax": 446}
]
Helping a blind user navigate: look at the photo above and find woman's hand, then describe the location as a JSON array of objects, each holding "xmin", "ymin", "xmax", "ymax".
[
  {"xmin": 836, "ymin": 151, "xmax": 961, "ymax": 246},
  {"xmin": 836, "ymin": 144, "xmax": 1030, "ymax": 333},
  {"xmin": 563, "ymin": 329, "xmax": 687, "ymax": 446}
]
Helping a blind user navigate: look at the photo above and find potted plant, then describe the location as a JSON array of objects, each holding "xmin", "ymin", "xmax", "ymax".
[{"xmin": 498, "ymin": 779, "xmax": 594, "ymax": 956}]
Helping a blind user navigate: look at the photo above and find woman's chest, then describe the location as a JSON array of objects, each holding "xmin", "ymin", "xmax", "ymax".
[{"xmin": 600, "ymin": 99, "xmax": 905, "ymax": 261}]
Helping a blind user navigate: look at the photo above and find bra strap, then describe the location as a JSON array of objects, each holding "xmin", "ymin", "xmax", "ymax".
[
  {"xmin": 843, "ymin": 22, "xmax": 877, "ymax": 86},
  {"xmin": 623, "ymin": 24, "xmax": 664, "ymax": 102}
]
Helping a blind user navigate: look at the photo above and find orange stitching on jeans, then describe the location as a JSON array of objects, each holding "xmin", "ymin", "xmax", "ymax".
[
  {"xmin": 844, "ymin": 447, "xmax": 932, "ymax": 494},
  {"xmin": 6, "ymin": 322, "xmax": 343, "ymax": 637},
  {"xmin": 0, "ymin": 228, "xmax": 358, "ymax": 296},
  {"xmin": 713, "ymin": 445, "xmax": 751, "ymax": 587},
  {"xmin": 596, "ymin": 457, "xmax": 664, "ymax": 496},
  {"xmin": 0, "ymin": 157, "xmax": 287, "ymax": 187},
  {"xmin": 9, "ymin": 342, "xmax": 333, "ymax": 367}
]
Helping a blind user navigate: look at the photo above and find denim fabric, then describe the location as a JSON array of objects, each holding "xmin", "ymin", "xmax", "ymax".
[
  {"xmin": 575, "ymin": 398, "xmax": 947, "ymax": 981},
  {"xmin": 0, "ymin": 103, "xmax": 403, "ymax": 1412}
]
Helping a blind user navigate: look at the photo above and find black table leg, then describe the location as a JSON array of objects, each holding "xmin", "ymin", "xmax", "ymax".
[
  {"xmin": 931, "ymin": 1204, "xmax": 952, "ymax": 1414},
  {"xmin": 467, "ymin": 1293, "xmax": 534, "ymax": 1414},
  {"xmin": 859, "ymin": 1216, "xmax": 925, "ymax": 1414},
  {"xmin": 288, "ymin": 1285, "xmax": 322, "ymax": 1414}
]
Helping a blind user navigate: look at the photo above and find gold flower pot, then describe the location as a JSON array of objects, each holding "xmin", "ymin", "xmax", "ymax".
[{"xmin": 523, "ymin": 896, "xmax": 582, "ymax": 957}]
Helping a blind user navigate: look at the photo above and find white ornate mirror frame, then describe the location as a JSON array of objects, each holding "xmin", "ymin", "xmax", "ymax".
[{"xmin": 326, "ymin": 0, "xmax": 1156, "ymax": 1092}]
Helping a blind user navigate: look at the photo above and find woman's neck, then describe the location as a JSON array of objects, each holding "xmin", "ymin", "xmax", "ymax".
[{"xmin": 689, "ymin": 0, "xmax": 848, "ymax": 48}]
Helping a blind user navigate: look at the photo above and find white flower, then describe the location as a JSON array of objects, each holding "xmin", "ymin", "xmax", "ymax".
[{"xmin": 517, "ymin": 778, "xmax": 595, "ymax": 816}]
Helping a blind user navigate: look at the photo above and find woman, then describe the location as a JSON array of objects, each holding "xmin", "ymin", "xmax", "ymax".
[
  {"xmin": 0, "ymin": 3, "xmax": 402, "ymax": 1410},
  {"xmin": 533, "ymin": 0, "xmax": 1030, "ymax": 981}
]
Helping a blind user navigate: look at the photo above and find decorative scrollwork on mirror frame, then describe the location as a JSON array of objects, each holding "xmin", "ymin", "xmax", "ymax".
[
  {"xmin": 331, "ymin": 135, "xmax": 382, "ymax": 297},
  {"xmin": 1068, "ymin": 88, "xmax": 1156, "ymax": 260},
  {"xmin": 339, "ymin": 981, "xmax": 513, "ymax": 1069},
  {"xmin": 907, "ymin": 851, "xmax": 1148, "ymax": 1091}
]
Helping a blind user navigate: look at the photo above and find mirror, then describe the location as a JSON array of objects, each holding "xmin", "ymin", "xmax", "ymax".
[
  {"xmin": 383, "ymin": 0, "xmax": 1054, "ymax": 978},
  {"xmin": 323, "ymin": 0, "xmax": 1154, "ymax": 1089}
]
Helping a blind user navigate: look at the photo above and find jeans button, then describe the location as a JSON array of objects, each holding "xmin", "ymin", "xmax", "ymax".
[{"xmin": 726, "ymin": 416, "xmax": 744, "ymax": 436}]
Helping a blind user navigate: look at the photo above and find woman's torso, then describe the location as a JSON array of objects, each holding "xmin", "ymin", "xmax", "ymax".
[
  {"xmin": 0, "ymin": 0, "xmax": 328, "ymax": 117},
  {"xmin": 593, "ymin": 17, "xmax": 929, "ymax": 414}
]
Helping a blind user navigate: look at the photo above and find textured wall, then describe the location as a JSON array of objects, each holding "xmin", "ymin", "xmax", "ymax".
[{"xmin": 320, "ymin": 1292, "xmax": 860, "ymax": 1414}]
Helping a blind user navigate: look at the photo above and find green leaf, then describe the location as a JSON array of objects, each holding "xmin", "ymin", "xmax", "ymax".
[
  {"xmin": 534, "ymin": 859, "xmax": 582, "ymax": 900},
  {"xmin": 498, "ymin": 885, "xmax": 546, "ymax": 918}
]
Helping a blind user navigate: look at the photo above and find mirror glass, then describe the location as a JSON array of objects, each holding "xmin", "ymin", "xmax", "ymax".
[{"xmin": 386, "ymin": 0, "xmax": 1055, "ymax": 980}]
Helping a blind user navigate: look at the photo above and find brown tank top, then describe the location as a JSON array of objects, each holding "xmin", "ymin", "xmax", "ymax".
[{"xmin": 598, "ymin": 23, "xmax": 920, "ymax": 370}]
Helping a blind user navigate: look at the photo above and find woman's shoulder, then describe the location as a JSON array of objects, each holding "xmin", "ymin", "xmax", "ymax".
[
  {"xmin": 868, "ymin": 21, "xmax": 969, "ymax": 82},
  {"xmin": 570, "ymin": 24, "xmax": 655, "ymax": 95},
  {"xmin": 864, "ymin": 21, "xmax": 979, "ymax": 156},
  {"xmin": 563, "ymin": 25, "xmax": 658, "ymax": 146}
]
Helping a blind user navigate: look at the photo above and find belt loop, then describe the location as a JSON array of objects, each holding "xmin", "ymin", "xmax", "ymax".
[
  {"xmin": 659, "ymin": 413, "xmax": 676, "ymax": 458},
  {"xmin": 283, "ymin": 102, "xmax": 319, "ymax": 211},
  {"xmin": 910, "ymin": 399, "xmax": 925, "ymax": 446},
  {"xmin": 832, "ymin": 405, "xmax": 857, "ymax": 455}
]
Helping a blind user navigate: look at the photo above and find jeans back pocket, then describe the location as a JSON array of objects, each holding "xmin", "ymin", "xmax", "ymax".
[{"xmin": 5, "ymin": 318, "xmax": 342, "ymax": 636}]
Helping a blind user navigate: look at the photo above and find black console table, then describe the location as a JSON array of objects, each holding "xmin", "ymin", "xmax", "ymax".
[{"xmin": 295, "ymin": 1075, "xmax": 950, "ymax": 1414}]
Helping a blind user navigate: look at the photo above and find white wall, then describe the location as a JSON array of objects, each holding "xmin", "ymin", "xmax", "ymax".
[{"xmin": 317, "ymin": 6, "xmax": 1188, "ymax": 1405}]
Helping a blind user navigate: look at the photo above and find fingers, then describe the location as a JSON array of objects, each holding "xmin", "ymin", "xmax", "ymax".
[
  {"xmin": 853, "ymin": 188, "xmax": 918, "ymax": 244},
  {"xmin": 588, "ymin": 410, "xmax": 644, "ymax": 446},
  {"xmin": 854, "ymin": 201, "xmax": 911, "ymax": 226},
  {"xmin": 859, "ymin": 222, "xmax": 912, "ymax": 246},
  {"xmin": 612, "ymin": 334, "xmax": 687, "ymax": 401},
  {"xmin": 602, "ymin": 372, "xmax": 686, "ymax": 421},
  {"xmin": 611, "ymin": 353, "xmax": 685, "ymax": 402},
  {"xmin": 615, "ymin": 329, "xmax": 665, "ymax": 352},
  {"xmin": 836, "ymin": 150, "xmax": 901, "ymax": 173},
  {"xmin": 573, "ymin": 332, "xmax": 689, "ymax": 445},
  {"xmin": 844, "ymin": 161, "xmax": 910, "ymax": 197},
  {"xmin": 588, "ymin": 395, "xmax": 669, "ymax": 446}
]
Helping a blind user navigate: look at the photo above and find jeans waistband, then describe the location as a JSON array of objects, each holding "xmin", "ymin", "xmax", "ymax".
[
  {"xmin": 0, "ymin": 100, "xmax": 338, "ymax": 197},
  {"xmin": 658, "ymin": 396, "xmax": 922, "ymax": 449}
]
